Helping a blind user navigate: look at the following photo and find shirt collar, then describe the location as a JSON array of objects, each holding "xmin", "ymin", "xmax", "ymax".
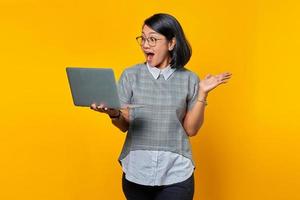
[{"xmin": 146, "ymin": 62, "xmax": 176, "ymax": 80}]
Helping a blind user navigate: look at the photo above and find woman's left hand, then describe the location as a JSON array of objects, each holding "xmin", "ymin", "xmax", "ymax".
[{"xmin": 199, "ymin": 72, "xmax": 232, "ymax": 94}]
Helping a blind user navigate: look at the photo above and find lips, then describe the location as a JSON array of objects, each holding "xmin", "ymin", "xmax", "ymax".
[{"xmin": 145, "ymin": 52, "xmax": 155, "ymax": 62}]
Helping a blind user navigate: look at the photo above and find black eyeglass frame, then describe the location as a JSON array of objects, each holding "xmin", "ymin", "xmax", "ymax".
[{"xmin": 135, "ymin": 36, "xmax": 164, "ymax": 47}]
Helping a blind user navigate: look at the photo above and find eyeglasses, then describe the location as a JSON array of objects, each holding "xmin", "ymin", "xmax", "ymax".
[{"xmin": 136, "ymin": 36, "xmax": 163, "ymax": 47}]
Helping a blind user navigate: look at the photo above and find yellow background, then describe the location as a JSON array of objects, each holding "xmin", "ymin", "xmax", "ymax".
[{"xmin": 1, "ymin": 0, "xmax": 299, "ymax": 199}]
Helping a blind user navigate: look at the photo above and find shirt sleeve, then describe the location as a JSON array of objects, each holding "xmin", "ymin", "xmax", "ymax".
[
  {"xmin": 117, "ymin": 70, "xmax": 132, "ymax": 107},
  {"xmin": 186, "ymin": 75, "xmax": 200, "ymax": 111}
]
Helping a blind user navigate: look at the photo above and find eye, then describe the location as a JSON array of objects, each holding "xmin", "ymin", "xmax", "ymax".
[{"xmin": 149, "ymin": 37, "xmax": 157, "ymax": 42}]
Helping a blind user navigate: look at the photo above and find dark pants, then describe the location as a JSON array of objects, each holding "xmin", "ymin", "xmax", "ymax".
[{"xmin": 122, "ymin": 173, "xmax": 194, "ymax": 200}]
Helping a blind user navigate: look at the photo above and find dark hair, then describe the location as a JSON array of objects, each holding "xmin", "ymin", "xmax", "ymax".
[{"xmin": 144, "ymin": 13, "xmax": 192, "ymax": 69}]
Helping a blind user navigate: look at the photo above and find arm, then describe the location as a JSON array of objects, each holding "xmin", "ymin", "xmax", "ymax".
[
  {"xmin": 90, "ymin": 104, "xmax": 130, "ymax": 132},
  {"xmin": 111, "ymin": 108, "xmax": 130, "ymax": 132},
  {"xmin": 183, "ymin": 72, "xmax": 232, "ymax": 137},
  {"xmin": 90, "ymin": 69, "xmax": 132, "ymax": 132},
  {"xmin": 183, "ymin": 90, "xmax": 208, "ymax": 137},
  {"xmin": 111, "ymin": 116, "xmax": 129, "ymax": 132}
]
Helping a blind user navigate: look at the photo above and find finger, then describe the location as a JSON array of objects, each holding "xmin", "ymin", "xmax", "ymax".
[
  {"xmin": 220, "ymin": 71, "xmax": 231, "ymax": 75},
  {"xmin": 90, "ymin": 103, "xmax": 97, "ymax": 110},
  {"xmin": 96, "ymin": 104, "xmax": 104, "ymax": 110},
  {"xmin": 217, "ymin": 72, "xmax": 231, "ymax": 78},
  {"xmin": 220, "ymin": 80, "xmax": 228, "ymax": 84},
  {"xmin": 214, "ymin": 75, "xmax": 223, "ymax": 82},
  {"xmin": 90, "ymin": 106, "xmax": 96, "ymax": 111},
  {"xmin": 100, "ymin": 107, "xmax": 108, "ymax": 113},
  {"xmin": 221, "ymin": 72, "xmax": 231, "ymax": 76},
  {"xmin": 221, "ymin": 76, "xmax": 231, "ymax": 81},
  {"xmin": 223, "ymin": 74, "xmax": 232, "ymax": 78},
  {"xmin": 217, "ymin": 74, "xmax": 231, "ymax": 81},
  {"xmin": 216, "ymin": 73, "xmax": 225, "ymax": 78},
  {"xmin": 95, "ymin": 104, "xmax": 106, "ymax": 112}
]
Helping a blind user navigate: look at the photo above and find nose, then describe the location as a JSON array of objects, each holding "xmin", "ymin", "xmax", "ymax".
[{"xmin": 141, "ymin": 39, "xmax": 150, "ymax": 49}]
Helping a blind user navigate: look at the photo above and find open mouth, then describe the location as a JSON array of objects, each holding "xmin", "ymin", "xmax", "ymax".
[{"xmin": 145, "ymin": 52, "xmax": 155, "ymax": 61}]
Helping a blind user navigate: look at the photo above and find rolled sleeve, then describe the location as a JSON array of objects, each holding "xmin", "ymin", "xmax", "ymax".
[{"xmin": 187, "ymin": 75, "xmax": 200, "ymax": 111}]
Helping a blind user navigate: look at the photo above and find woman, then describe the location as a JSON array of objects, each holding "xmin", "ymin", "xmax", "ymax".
[{"xmin": 91, "ymin": 13, "xmax": 232, "ymax": 200}]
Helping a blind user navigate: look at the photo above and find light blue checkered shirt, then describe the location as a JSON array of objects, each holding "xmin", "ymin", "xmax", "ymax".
[{"xmin": 119, "ymin": 62, "xmax": 197, "ymax": 186}]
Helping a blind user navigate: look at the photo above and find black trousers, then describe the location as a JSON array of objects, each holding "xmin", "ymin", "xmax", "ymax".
[{"xmin": 122, "ymin": 173, "xmax": 194, "ymax": 200}]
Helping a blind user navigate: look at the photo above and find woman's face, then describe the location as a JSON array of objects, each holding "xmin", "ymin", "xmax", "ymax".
[{"xmin": 141, "ymin": 24, "xmax": 175, "ymax": 69}]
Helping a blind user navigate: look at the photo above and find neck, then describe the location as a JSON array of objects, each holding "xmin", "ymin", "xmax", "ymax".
[{"xmin": 155, "ymin": 56, "xmax": 171, "ymax": 69}]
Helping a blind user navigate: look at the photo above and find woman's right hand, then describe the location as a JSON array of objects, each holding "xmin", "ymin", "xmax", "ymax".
[{"xmin": 90, "ymin": 103, "xmax": 130, "ymax": 122}]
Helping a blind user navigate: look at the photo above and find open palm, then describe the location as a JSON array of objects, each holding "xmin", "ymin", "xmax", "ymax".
[{"xmin": 199, "ymin": 72, "xmax": 232, "ymax": 93}]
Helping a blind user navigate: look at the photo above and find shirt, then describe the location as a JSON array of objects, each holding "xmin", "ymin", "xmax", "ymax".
[{"xmin": 119, "ymin": 62, "xmax": 197, "ymax": 186}]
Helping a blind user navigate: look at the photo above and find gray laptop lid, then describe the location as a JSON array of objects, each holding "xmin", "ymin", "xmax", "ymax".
[{"xmin": 66, "ymin": 67, "xmax": 121, "ymax": 109}]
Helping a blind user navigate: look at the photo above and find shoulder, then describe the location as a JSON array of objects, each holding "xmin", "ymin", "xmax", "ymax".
[
  {"xmin": 119, "ymin": 63, "xmax": 146, "ymax": 85},
  {"xmin": 122, "ymin": 63, "xmax": 145, "ymax": 76},
  {"xmin": 175, "ymin": 67, "xmax": 200, "ymax": 83}
]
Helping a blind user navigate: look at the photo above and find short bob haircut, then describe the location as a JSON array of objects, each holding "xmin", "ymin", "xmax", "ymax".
[{"xmin": 144, "ymin": 13, "xmax": 192, "ymax": 69}]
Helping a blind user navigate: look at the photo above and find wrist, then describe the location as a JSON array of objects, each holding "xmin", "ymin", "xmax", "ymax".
[
  {"xmin": 197, "ymin": 98, "xmax": 208, "ymax": 106},
  {"xmin": 197, "ymin": 90, "xmax": 208, "ymax": 106},
  {"xmin": 109, "ymin": 110, "xmax": 121, "ymax": 120},
  {"xmin": 198, "ymin": 89, "xmax": 208, "ymax": 100}
]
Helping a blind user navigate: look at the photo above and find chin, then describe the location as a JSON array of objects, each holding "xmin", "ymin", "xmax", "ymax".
[{"xmin": 148, "ymin": 61, "xmax": 157, "ymax": 67}]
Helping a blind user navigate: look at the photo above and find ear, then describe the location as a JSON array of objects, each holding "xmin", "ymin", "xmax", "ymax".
[{"xmin": 168, "ymin": 37, "xmax": 176, "ymax": 51}]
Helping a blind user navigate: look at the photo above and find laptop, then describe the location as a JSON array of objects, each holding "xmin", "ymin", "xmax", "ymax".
[{"xmin": 66, "ymin": 67, "xmax": 121, "ymax": 109}]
